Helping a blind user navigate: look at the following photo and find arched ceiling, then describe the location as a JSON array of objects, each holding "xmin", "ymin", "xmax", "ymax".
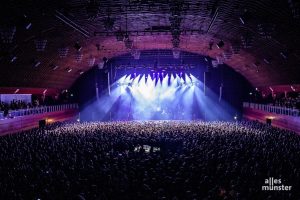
[{"xmin": 0, "ymin": 0, "xmax": 300, "ymax": 91}]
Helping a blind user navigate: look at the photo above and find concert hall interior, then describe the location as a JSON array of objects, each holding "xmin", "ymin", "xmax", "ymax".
[{"xmin": 0, "ymin": 0, "xmax": 300, "ymax": 199}]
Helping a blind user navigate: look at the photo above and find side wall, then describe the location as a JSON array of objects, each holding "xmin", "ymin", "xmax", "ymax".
[
  {"xmin": 243, "ymin": 107, "xmax": 300, "ymax": 134},
  {"xmin": 0, "ymin": 109, "xmax": 78, "ymax": 136}
]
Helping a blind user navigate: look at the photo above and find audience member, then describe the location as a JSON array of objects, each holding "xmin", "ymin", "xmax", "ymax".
[{"xmin": 0, "ymin": 120, "xmax": 299, "ymax": 199}]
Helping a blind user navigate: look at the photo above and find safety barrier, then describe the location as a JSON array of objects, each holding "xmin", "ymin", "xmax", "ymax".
[
  {"xmin": 243, "ymin": 102, "xmax": 299, "ymax": 117},
  {"xmin": 0, "ymin": 104, "xmax": 78, "ymax": 119}
]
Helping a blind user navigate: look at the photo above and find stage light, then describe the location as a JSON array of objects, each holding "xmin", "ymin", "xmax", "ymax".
[
  {"xmin": 10, "ymin": 55, "xmax": 17, "ymax": 63},
  {"xmin": 51, "ymin": 64, "xmax": 59, "ymax": 71},
  {"xmin": 46, "ymin": 118, "xmax": 54, "ymax": 123},
  {"xmin": 104, "ymin": 73, "xmax": 206, "ymax": 120},
  {"xmin": 34, "ymin": 39, "xmax": 47, "ymax": 52},
  {"xmin": 269, "ymin": 87, "xmax": 273, "ymax": 92},
  {"xmin": 239, "ymin": 9, "xmax": 251, "ymax": 24},
  {"xmin": 34, "ymin": 60, "xmax": 41, "ymax": 67},
  {"xmin": 263, "ymin": 58, "xmax": 271, "ymax": 64},
  {"xmin": 291, "ymin": 86, "xmax": 296, "ymax": 92},
  {"xmin": 280, "ymin": 52, "xmax": 288, "ymax": 59}
]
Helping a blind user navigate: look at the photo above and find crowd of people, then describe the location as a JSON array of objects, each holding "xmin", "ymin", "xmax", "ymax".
[
  {"xmin": 0, "ymin": 100, "xmax": 34, "ymax": 112},
  {"xmin": 272, "ymin": 95, "xmax": 300, "ymax": 110},
  {"xmin": 0, "ymin": 99, "xmax": 40, "ymax": 118},
  {"xmin": 0, "ymin": 120, "xmax": 299, "ymax": 199},
  {"xmin": 252, "ymin": 92, "xmax": 300, "ymax": 110}
]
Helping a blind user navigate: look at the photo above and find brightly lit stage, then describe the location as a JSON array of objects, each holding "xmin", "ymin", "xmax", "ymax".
[
  {"xmin": 109, "ymin": 73, "xmax": 201, "ymax": 120},
  {"xmin": 81, "ymin": 70, "xmax": 238, "ymax": 122}
]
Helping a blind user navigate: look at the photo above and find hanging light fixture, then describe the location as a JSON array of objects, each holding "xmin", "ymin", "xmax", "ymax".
[
  {"xmin": 0, "ymin": 26, "xmax": 16, "ymax": 43},
  {"xmin": 34, "ymin": 38, "xmax": 47, "ymax": 52},
  {"xmin": 58, "ymin": 47, "xmax": 69, "ymax": 58}
]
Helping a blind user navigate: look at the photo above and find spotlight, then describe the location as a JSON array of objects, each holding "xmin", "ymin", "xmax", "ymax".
[
  {"xmin": 51, "ymin": 64, "xmax": 59, "ymax": 71},
  {"xmin": 216, "ymin": 40, "xmax": 224, "ymax": 48},
  {"xmin": 239, "ymin": 10, "xmax": 251, "ymax": 24},
  {"xmin": 75, "ymin": 51, "xmax": 83, "ymax": 63},
  {"xmin": 10, "ymin": 55, "xmax": 17, "ymax": 63},
  {"xmin": 269, "ymin": 87, "xmax": 273, "ymax": 92},
  {"xmin": 23, "ymin": 15, "xmax": 32, "ymax": 30},
  {"xmin": 280, "ymin": 52, "xmax": 288, "ymax": 59},
  {"xmin": 34, "ymin": 60, "xmax": 41, "ymax": 67},
  {"xmin": 263, "ymin": 58, "xmax": 271, "ymax": 64}
]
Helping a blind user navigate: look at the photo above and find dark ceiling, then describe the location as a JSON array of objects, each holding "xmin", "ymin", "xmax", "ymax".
[{"xmin": 0, "ymin": 0, "xmax": 299, "ymax": 91}]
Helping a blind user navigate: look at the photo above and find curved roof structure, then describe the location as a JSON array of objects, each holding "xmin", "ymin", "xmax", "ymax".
[{"xmin": 0, "ymin": 0, "xmax": 299, "ymax": 91}]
